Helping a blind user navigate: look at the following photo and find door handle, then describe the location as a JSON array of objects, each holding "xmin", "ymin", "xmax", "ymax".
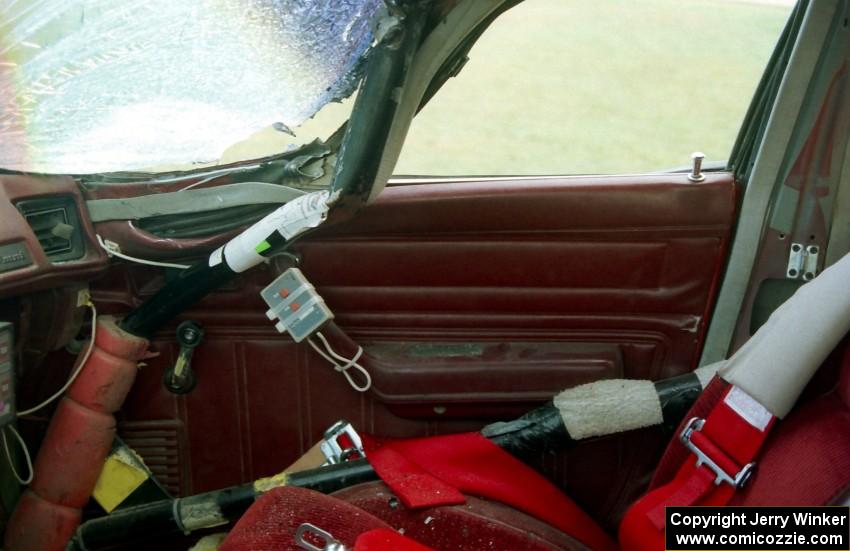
[{"xmin": 163, "ymin": 320, "xmax": 204, "ymax": 394}]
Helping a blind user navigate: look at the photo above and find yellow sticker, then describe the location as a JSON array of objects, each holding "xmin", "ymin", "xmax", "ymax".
[{"xmin": 92, "ymin": 451, "xmax": 149, "ymax": 513}]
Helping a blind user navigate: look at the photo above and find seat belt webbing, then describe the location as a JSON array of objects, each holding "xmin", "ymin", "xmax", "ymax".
[{"xmin": 620, "ymin": 383, "xmax": 776, "ymax": 551}]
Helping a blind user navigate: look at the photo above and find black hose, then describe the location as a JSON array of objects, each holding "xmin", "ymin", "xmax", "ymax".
[{"xmin": 481, "ymin": 402, "xmax": 571, "ymax": 457}]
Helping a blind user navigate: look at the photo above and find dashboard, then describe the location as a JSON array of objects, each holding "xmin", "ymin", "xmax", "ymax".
[{"xmin": 0, "ymin": 174, "xmax": 108, "ymax": 298}]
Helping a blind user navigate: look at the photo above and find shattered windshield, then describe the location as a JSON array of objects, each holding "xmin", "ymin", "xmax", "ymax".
[{"xmin": 0, "ymin": 0, "xmax": 382, "ymax": 174}]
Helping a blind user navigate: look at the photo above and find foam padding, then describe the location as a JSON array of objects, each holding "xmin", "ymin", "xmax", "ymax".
[{"xmin": 554, "ymin": 379, "xmax": 662, "ymax": 439}]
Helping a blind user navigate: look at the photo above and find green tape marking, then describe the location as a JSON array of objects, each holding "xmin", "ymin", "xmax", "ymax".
[{"xmin": 255, "ymin": 240, "xmax": 271, "ymax": 254}]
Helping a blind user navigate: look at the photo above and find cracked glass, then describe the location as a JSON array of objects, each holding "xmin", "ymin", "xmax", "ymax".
[{"xmin": 0, "ymin": 0, "xmax": 382, "ymax": 174}]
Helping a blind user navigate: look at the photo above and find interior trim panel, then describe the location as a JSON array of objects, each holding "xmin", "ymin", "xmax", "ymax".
[{"xmin": 88, "ymin": 172, "xmax": 736, "ymax": 526}]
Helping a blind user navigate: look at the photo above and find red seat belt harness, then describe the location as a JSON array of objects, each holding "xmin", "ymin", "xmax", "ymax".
[{"xmin": 620, "ymin": 383, "xmax": 776, "ymax": 551}]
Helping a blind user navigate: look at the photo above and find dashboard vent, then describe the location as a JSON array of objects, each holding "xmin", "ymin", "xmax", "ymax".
[
  {"xmin": 25, "ymin": 207, "xmax": 72, "ymax": 256},
  {"xmin": 16, "ymin": 196, "xmax": 85, "ymax": 262}
]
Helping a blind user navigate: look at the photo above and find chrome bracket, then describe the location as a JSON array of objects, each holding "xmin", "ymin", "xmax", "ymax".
[
  {"xmin": 320, "ymin": 420, "xmax": 366, "ymax": 465},
  {"xmin": 680, "ymin": 417, "xmax": 755, "ymax": 489}
]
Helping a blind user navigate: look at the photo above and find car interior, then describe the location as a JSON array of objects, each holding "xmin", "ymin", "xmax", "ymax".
[{"xmin": 0, "ymin": 0, "xmax": 849, "ymax": 550}]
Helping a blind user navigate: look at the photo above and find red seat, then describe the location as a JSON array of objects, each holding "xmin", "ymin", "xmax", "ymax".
[
  {"xmin": 220, "ymin": 486, "xmax": 393, "ymax": 551},
  {"xmin": 222, "ymin": 340, "xmax": 850, "ymax": 551}
]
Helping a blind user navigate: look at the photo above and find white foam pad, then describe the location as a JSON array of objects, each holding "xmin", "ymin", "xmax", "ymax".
[
  {"xmin": 721, "ymin": 251, "xmax": 850, "ymax": 418},
  {"xmin": 553, "ymin": 364, "xmax": 719, "ymax": 440},
  {"xmin": 554, "ymin": 379, "xmax": 663, "ymax": 440}
]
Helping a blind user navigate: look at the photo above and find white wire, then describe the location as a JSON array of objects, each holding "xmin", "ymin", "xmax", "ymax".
[
  {"xmin": 315, "ymin": 332, "xmax": 370, "ymax": 391},
  {"xmin": 17, "ymin": 301, "xmax": 98, "ymax": 417},
  {"xmin": 6, "ymin": 302, "xmax": 98, "ymax": 485},
  {"xmin": 96, "ymin": 234, "xmax": 190, "ymax": 270},
  {"xmin": 307, "ymin": 332, "xmax": 371, "ymax": 392},
  {"xmin": 307, "ymin": 336, "xmax": 370, "ymax": 392},
  {"xmin": 2, "ymin": 425, "xmax": 33, "ymax": 485}
]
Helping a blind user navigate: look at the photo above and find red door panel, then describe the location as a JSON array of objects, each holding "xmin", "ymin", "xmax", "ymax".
[
  {"xmin": 299, "ymin": 173, "xmax": 735, "ymax": 384},
  {"xmin": 90, "ymin": 172, "xmax": 736, "ymax": 527}
]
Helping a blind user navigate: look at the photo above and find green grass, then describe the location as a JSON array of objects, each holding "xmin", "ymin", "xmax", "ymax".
[{"xmin": 393, "ymin": 0, "xmax": 792, "ymax": 176}]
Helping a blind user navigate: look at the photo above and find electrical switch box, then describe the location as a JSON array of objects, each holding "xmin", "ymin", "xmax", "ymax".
[
  {"xmin": 261, "ymin": 268, "xmax": 333, "ymax": 343},
  {"xmin": 0, "ymin": 323, "xmax": 15, "ymax": 427}
]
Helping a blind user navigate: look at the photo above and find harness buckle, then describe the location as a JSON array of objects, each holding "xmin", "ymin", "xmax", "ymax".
[
  {"xmin": 679, "ymin": 417, "xmax": 756, "ymax": 489},
  {"xmin": 320, "ymin": 420, "xmax": 366, "ymax": 465}
]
